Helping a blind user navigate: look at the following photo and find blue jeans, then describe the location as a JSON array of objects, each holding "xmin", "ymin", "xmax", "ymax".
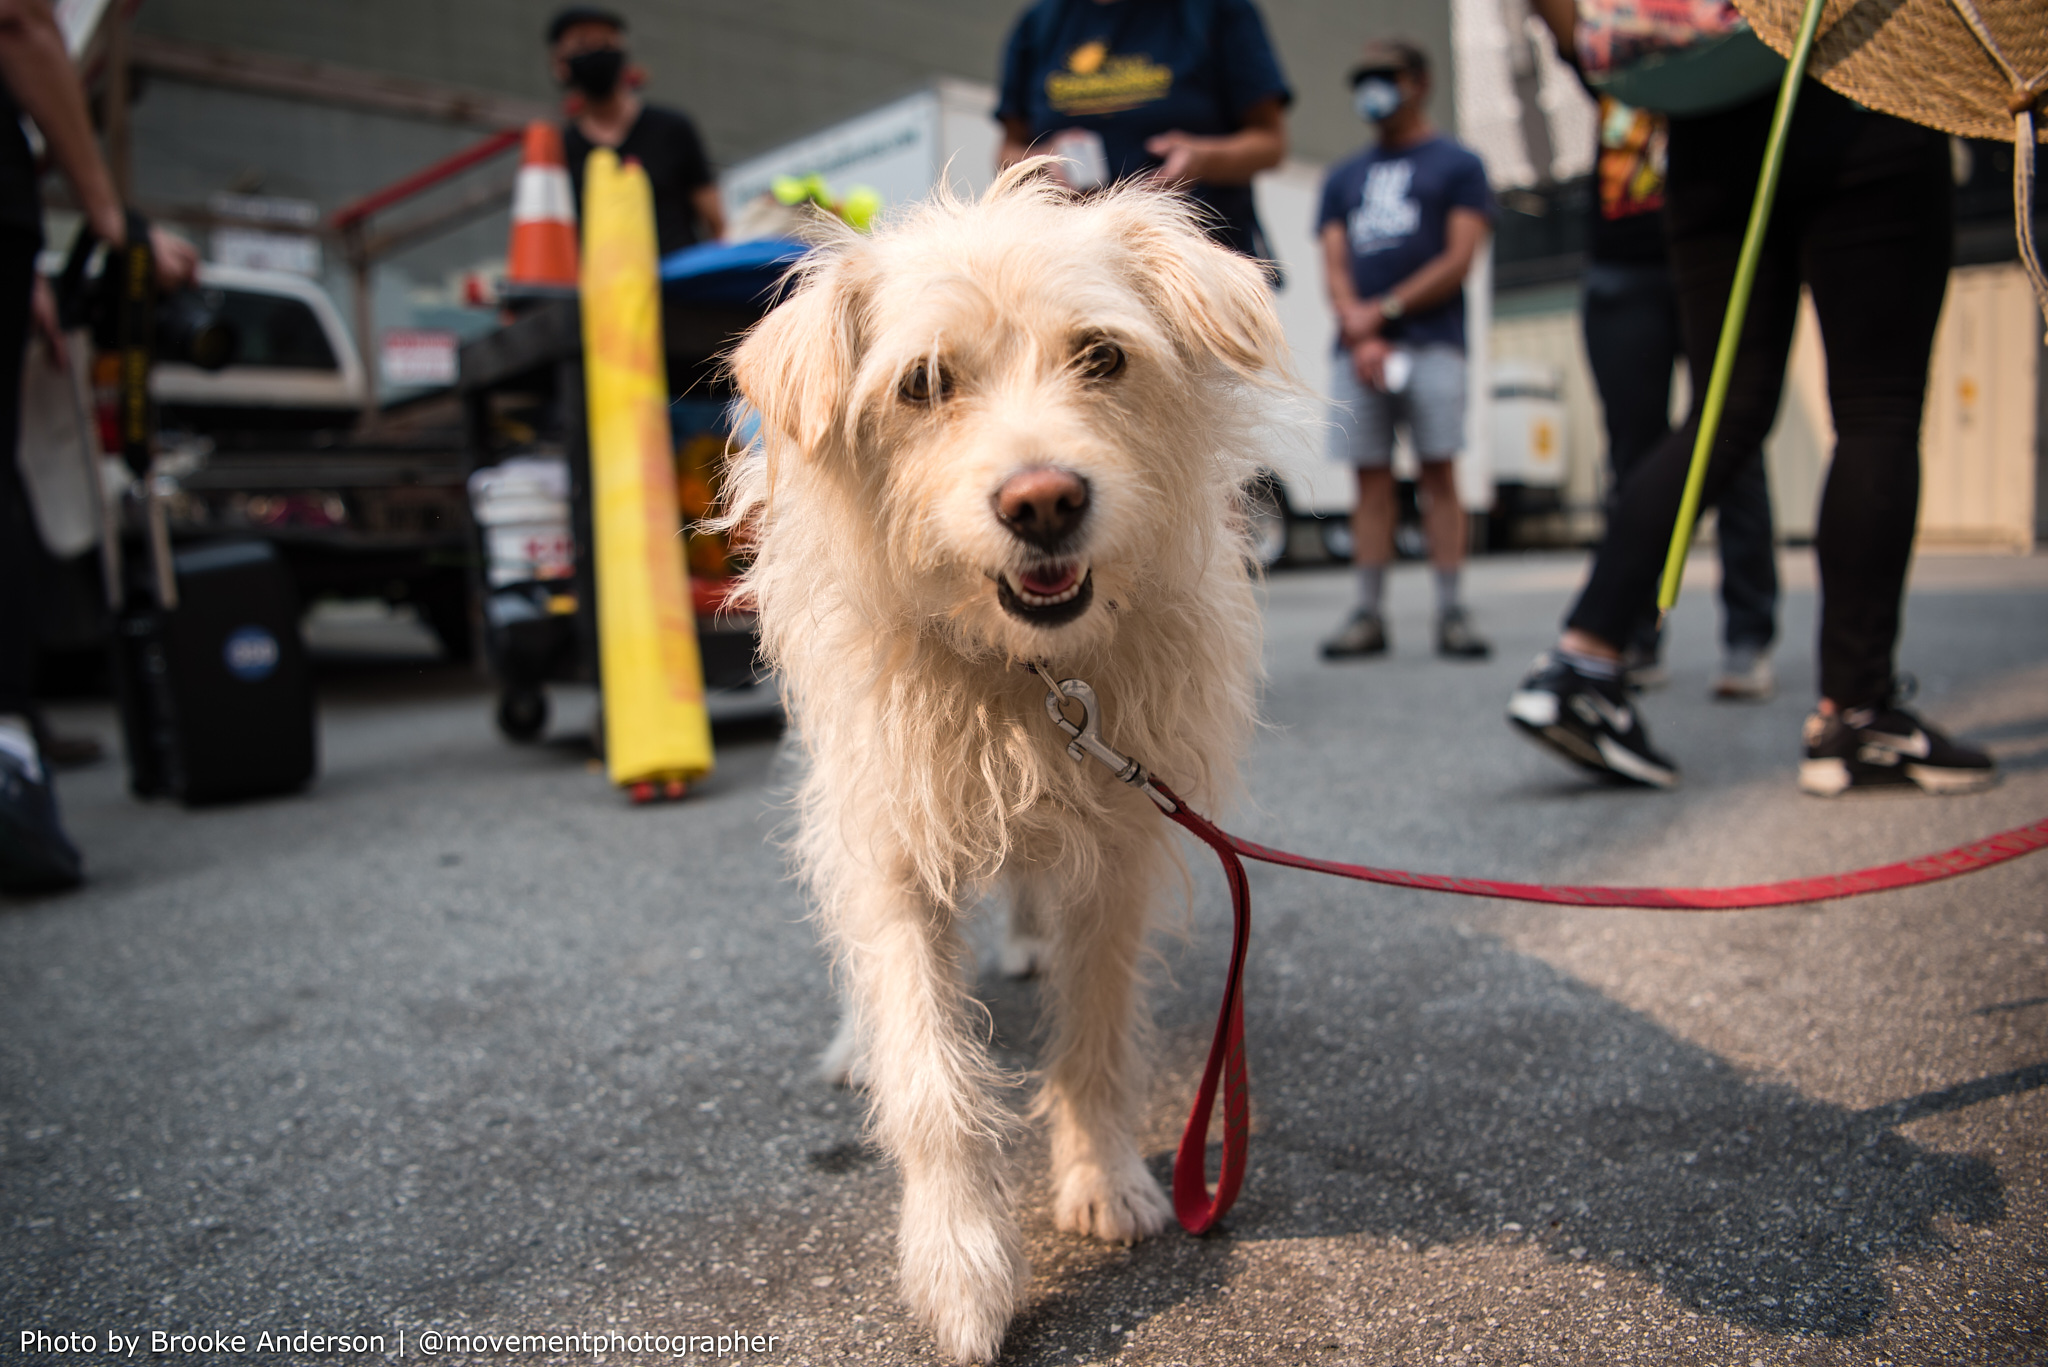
[{"xmin": 1582, "ymin": 260, "xmax": 1777, "ymax": 657}]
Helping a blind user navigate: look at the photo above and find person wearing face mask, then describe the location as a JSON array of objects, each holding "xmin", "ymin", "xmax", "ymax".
[
  {"xmin": 1317, "ymin": 40, "xmax": 1495, "ymax": 663},
  {"xmin": 548, "ymin": 6, "xmax": 724, "ymax": 259}
]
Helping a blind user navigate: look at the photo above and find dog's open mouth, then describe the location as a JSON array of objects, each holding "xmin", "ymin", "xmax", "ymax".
[{"xmin": 996, "ymin": 561, "xmax": 1094, "ymax": 626}]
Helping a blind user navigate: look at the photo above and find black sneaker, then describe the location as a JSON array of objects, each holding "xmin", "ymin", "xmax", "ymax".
[
  {"xmin": 1322, "ymin": 609, "xmax": 1388, "ymax": 660},
  {"xmin": 1799, "ymin": 690, "xmax": 1998, "ymax": 797},
  {"xmin": 0, "ymin": 737, "xmax": 84, "ymax": 893},
  {"xmin": 1507, "ymin": 653, "xmax": 1678, "ymax": 788},
  {"xmin": 1436, "ymin": 606, "xmax": 1492, "ymax": 660}
]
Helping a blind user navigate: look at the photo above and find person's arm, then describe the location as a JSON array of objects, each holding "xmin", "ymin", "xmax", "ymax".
[
  {"xmin": 998, "ymin": 115, "xmax": 1034, "ymax": 171},
  {"xmin": 1321, "ymin": 219, "xmax": 1378, "ymax": 347},
  {"xmin": 993, "ymin": 12, "xmax": 1039, "ymax": 173},
  {"xmin": 1144, "ymin": 96, "xmax": 1286, "ymax": 189},
  {"xmin": 0, "ymin": 0, "xmax": 196, "ymax": 284},
  {"xmin": 692, "ymin": 183, "xmax": 725, "ymax": 242},
  {"xmin": 1380, "ymin": 206, "xmax": 1489, "ymax": 317},
  {"xmin": 1323, "ymin": 218, "xmax": 1395, "ymax": 387},
  {"xmin": 1530, "ymin": 0, "xmax": 1576, "ymax": 63},
  {"xmin": 0, "ymin": 0, "xmax": 119, "ymax": 244}
]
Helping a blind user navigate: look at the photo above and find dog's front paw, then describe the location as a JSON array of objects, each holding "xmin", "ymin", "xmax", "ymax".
[
  {"xmin": 1052, "ymin": 1157, "xmax": 1173, "ymax": 1243},
  {"xmin": 817, "ymin": 1016, "xmax": 868, "ymax": 1089},
  {"xmin": 997, "ymin": 933, "xmax": 1050, "ymax": 980},
  {"xmin": 898, "ymin": 1201, "xmax": 1028, "ymax": 1365}
]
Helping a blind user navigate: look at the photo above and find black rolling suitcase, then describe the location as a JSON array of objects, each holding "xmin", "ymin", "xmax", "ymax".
[{"xmin": 117, "ymin": 540, "xmax": 317, "ymax": 805}]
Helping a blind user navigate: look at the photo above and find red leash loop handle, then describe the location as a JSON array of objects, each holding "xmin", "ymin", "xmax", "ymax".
[{"xmin": 1153, "ymin": 781, "xmax": 1252, "ymax": 1235}]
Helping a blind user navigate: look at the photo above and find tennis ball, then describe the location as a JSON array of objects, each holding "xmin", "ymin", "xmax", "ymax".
[{"xmin": 841, "ymin": 186, "xmax": 883, "ymax": 232}]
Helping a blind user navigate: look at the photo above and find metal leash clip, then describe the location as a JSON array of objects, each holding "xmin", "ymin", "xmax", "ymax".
[{"xmin": 1031, "ymin": 663, "xmax": 1178, "ymax": 814}]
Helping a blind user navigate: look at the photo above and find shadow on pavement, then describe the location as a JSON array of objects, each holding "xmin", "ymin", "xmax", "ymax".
[
  {"xmin": 1192, "ymin": 928, "xmax": 2011, "ymax": 1339},
  {"xmin": 934, "ymin": 926, "xmax": 2024, "ymax": 1353},
  {"xmin": 586, "ymin": 927, "xmax": 2029, "ymax": 1363}
]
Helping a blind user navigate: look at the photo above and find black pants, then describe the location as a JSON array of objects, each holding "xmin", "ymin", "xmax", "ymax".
[
  {"xmin": 1, "ymin": 226, "xmax": 43, "ymax": 719},
  {"xmin": 1582, "ymin": 260, "xmax": 1777, "ymax": 656},
  {"xmin": 1565, "ymin": 85, "xmax": 1952, "ymax": 710}
]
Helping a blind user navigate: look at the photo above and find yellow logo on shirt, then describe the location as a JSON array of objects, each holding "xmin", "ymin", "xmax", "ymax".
[{"xmin": 1047, "ymin": 45, "xmax": 1172, "ymax": 116}]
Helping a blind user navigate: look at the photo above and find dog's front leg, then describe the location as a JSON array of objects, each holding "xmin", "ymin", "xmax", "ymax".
[
  {"xmin": 1035, "ymin": 840, "xmax": 1175, "ymax": 1243},
  {"xmin": 839, "ymin": 878, "xmax": 1027, "ymax": 1364}
]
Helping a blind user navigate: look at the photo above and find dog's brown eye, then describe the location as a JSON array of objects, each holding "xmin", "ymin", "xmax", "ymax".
[
  {"xmin": 900, "ymin": 361, "xmax": 946, "ymax": 403},
  {"xmin": 1077, "ymin": 338, "xmax": 1126, "ymax": 380}
]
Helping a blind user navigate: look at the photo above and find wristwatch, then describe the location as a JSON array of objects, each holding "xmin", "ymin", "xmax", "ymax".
[{"xmin": 1378, "ymin": 293, "xmax": 1405, "ymax": 321}]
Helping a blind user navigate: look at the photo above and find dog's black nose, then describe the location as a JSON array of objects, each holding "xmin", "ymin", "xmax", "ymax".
[{"xmin": 994, "ymin": 466, "xmax": 1090, "ymax": 549}]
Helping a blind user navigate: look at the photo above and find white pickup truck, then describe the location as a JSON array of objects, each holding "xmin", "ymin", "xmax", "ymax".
[
  {"xmin": 141, "ymin": 265, "xmax": 476, "ymax": 658},
  {"xmin": 150, "ymin": 263, "xmax": 367, "ymax": 430}
]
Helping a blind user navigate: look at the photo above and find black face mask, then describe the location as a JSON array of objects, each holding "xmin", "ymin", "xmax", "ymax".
[{"xmin": 565, "ymin": 48, "xmax": 626, "ymax": 99}]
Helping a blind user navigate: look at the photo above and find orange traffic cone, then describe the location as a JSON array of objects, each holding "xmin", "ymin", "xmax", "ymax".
[{"xmin": 505, "ymin": 121, "xmax": 578, "ymax": 296}]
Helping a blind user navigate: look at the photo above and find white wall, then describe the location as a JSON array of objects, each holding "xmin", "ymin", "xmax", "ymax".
[{"xmin": 1489, "ymin": 261, "xmax": 2043, "ymax": 552}]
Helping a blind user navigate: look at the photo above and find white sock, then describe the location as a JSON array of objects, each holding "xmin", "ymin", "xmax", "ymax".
[
  {"xmin": 1558, "ymin": 648, "xmax": 1620, "ymax": 681},
  {"xmin": 1356, "ymin": 563, "xmax": 1385, "ymax": 616},
  {"xmin": 1434, "ymin": 566, "xmax": 1461, "ymax": 614},
  {"xmin": 0, "ymin": 714, "xmax": 43, "ymax": 783}
]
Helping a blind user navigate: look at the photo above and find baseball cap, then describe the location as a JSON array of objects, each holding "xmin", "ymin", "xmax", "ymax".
[
  {"xmin": 547, "ymin": 6, "xmax": 627, "ymax": 45},
  {"xmin": 1349, "ymin": 39, "xmax": 1427, "ymax": 85}
]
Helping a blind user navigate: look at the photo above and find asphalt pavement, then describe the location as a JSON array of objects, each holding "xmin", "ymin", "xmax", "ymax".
[{"xmin": 4, "ymin": 549, "xmax": 2045, "ymax": 1367}]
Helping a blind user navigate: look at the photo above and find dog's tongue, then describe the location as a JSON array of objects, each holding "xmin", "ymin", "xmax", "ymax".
[{"xmin": 1019, "ymin": 565, "xmax": 1080, "ymax": 596}]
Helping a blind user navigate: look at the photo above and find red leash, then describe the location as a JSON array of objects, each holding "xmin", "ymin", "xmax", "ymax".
[
  {"xmin": 1224, "ymin": 815, "xmax": 2048, "ymax": 910},
  {"xmin": 1151, "ymin": 781, "xmax": 1253, "ymax": 1235},
  {"xmin": 1030, "ymin": 667, "xmax": 2048, "ymax": 1235}
]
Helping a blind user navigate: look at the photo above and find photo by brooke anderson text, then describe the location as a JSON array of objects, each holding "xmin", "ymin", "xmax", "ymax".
[{"xmin": 20, "ymin": 1330, "xmax": 393, "ymax": 1355}]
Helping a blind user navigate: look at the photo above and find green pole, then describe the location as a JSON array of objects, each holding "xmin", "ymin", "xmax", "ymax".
[{"xmin": 1656, "ymin": 0, "xmax": 1830, "ymax": 615}]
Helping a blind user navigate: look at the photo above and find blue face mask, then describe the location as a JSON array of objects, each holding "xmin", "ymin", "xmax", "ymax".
[{"xmin": 1353, "ymin": 77, "xmax": 1402, "ymax": 124}]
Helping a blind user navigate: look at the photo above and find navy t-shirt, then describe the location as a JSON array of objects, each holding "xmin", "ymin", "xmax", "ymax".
[
  {"xmin": 1317, "ymin": 135, "xmax": 1494, "ymax": 350},
  {"xmin": 998, "ymin": 0, "xmax": 1292, "ymax": 259}
]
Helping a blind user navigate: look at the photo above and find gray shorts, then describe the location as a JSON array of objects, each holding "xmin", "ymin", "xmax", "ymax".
[{"xmin": 1329, "ymin": 342, "xmax": 1468, "ymax": 468}]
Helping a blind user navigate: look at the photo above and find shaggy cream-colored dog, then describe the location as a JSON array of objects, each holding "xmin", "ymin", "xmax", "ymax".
[{"xmin": 726, "ymin": 162, "xmax": 1285, "ymax": 1363}]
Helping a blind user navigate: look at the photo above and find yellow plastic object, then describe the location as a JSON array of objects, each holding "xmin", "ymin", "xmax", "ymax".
[{"xmin": 580, "ymin": 148, "xmax": 714, "ymax": 789}]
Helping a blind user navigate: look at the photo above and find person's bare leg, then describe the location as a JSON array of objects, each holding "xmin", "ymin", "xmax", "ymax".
[
  {"xmin": 1560, "ymin": 628, "xmax": 1621, "ymax": 661},
  {"xmin": 1351, "ymin": 466, "xmax": 1397, "ymax": 574},
  {"xmin": 1417, "ymin": 458, "xmax": 1464, "ymax": 572}
]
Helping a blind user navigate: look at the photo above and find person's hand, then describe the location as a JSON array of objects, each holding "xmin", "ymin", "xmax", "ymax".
[
  {"xmin": 1339, "ymin": 298, "xmax": 1384, "ymax": 348},
  {"xmin": 87, "ymin": 203, "xmax": 128, "ymax": 251},
  {"xmin": 29, "ymin": 274, "xmax": 66, "ymax": 369},
  {"xmin": 1144, "ymin": 130, "xmax": 1207, "ymax": 187},
  {"xmin": 1352, "ymin": 335, "xmax": 1393, "ymax": 390},
  {"xmin": 149, "ymin": 226, "xmax": 200, "ymax": 290},
  {"xmin": 83, "ymin": 212, "xmax": 202, "ymax": 289}
]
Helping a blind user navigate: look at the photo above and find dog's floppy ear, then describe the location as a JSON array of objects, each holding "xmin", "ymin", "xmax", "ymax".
[
  {"xmin": 1111, "ymin": 195, "xmax": 1285, "ymax": 380},
  {"xmin": 730, "ymin": 251, "xmax": 866, "ymax": 458}
]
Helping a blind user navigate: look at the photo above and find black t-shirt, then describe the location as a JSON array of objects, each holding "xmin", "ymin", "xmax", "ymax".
[
  {"xmin": 0, "ymin": 75, "xmax": 43, "ymax": 241},
  {"xmin": 1587, "ymin": 95, "xmax": 1668, "ymax": 266},
  {"xmin": 564, "ymin": 104, "xmax": 714, "ymax": 260},
  {"xmin": 998, "ymin": 0, "xmax": 1292, "ymax": 259}
]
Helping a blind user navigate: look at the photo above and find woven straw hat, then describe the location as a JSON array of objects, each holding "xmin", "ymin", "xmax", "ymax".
[{"xmin": 1731, "ymin": 0, "xmax": 2046, "ymax": 144}]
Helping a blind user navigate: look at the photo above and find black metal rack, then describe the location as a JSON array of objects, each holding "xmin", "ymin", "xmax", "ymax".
[{"xmin": 455, "ymin": 281, "xmax": 773, "ymax": 743}]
